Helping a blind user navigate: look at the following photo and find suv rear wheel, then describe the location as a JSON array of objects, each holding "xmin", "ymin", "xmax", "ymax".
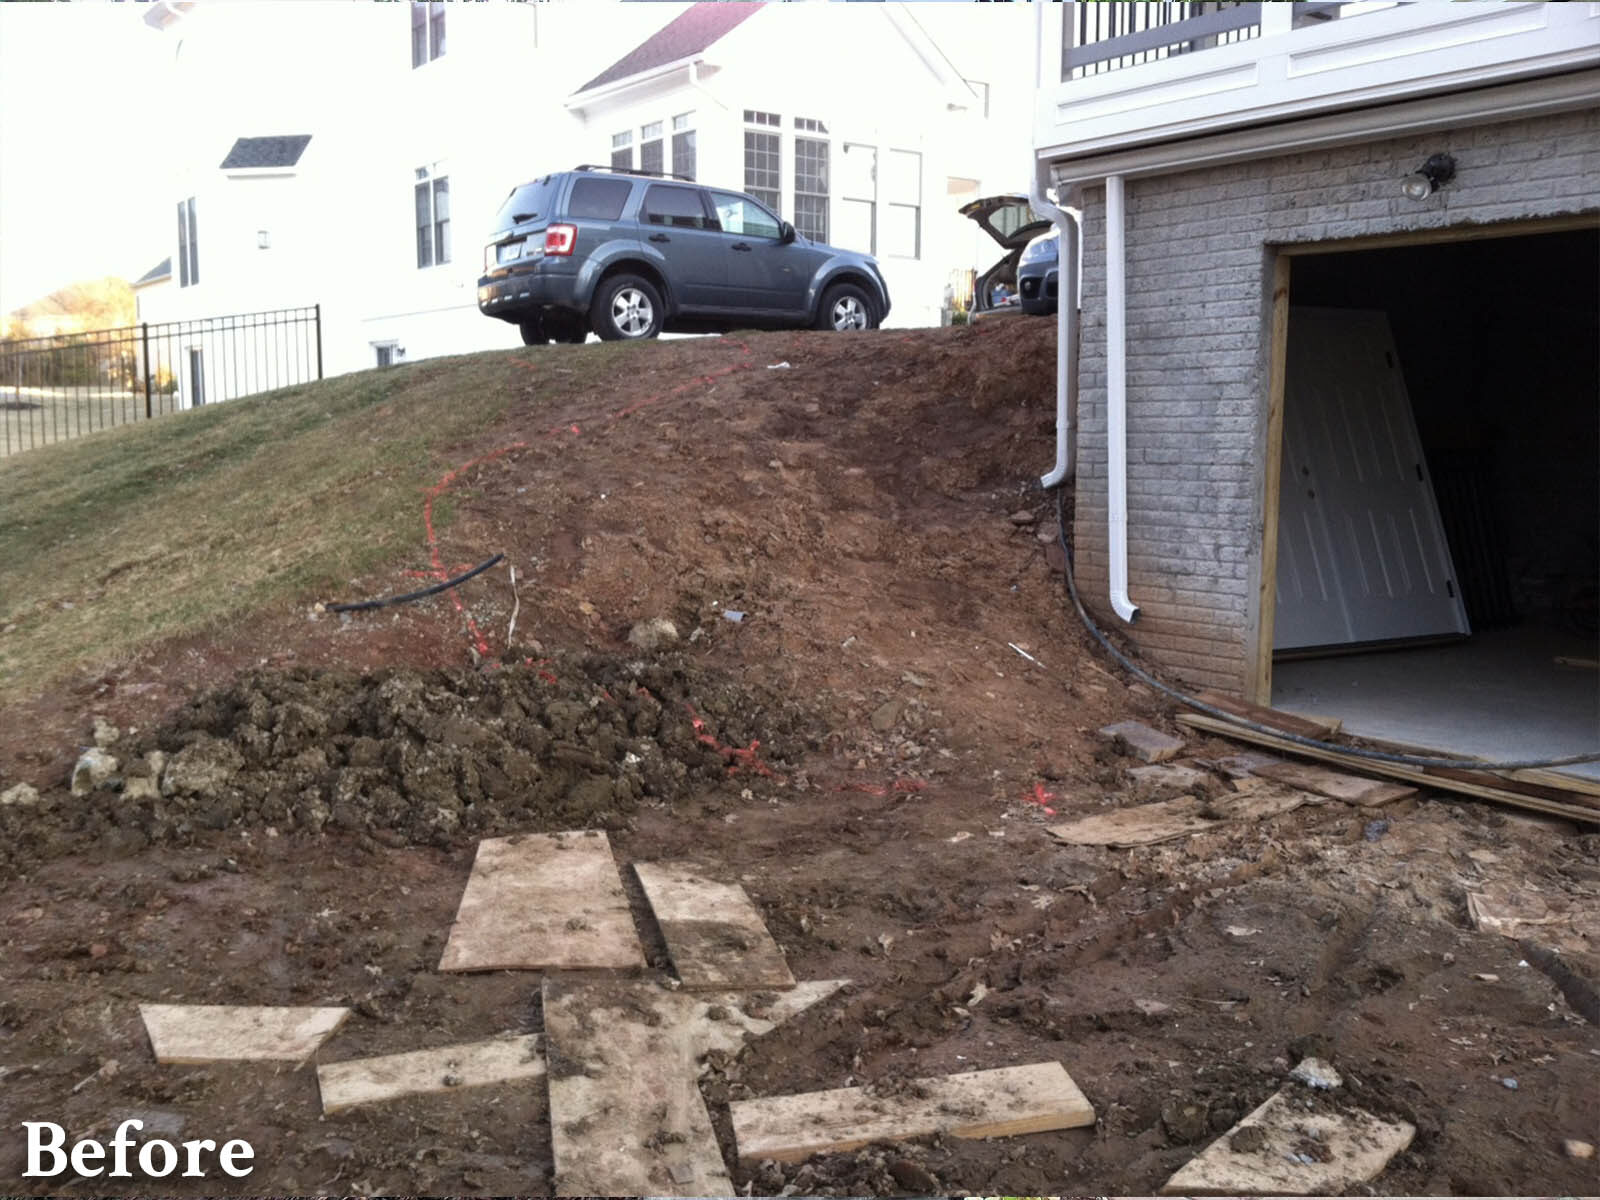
[
  {"xmin": 592, "ymin": 274, "xmax": 664, "ymax": 341},
  {"xmin": 544, "ymin": 310, "xmax": 588, "ymax": 345},
  {"xmin": 519, "ymin": 314, "xmax": 549, "ymax": 346},
  {"xmin": 817, "ymin": 283, "xmax": 877, "ymax": 332}
]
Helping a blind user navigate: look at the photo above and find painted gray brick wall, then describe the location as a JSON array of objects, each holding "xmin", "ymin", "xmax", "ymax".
[{"xmin": 1069, "ymin": 108, "xmax": 1600, "ymax": 694}]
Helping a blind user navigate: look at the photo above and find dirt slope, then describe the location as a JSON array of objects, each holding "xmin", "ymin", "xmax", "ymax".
[{"xmin": 1, "ymin": 321, "xmax": 1595, "ymax": 1197}]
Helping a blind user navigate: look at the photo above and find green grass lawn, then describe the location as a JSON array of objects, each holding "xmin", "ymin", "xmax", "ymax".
[{"xmin": 0, "ymin": 347, "xmax": 602, "ymax": 704}]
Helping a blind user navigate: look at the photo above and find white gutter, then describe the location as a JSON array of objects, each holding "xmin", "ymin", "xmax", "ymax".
[{"xmin": 1104, "ymin": 173, "xmax": 1139, "ymax": 624}]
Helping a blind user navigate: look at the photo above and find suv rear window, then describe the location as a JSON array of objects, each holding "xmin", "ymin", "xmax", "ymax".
[
  {"xmin": 568, "ymin": 177, "xmax": 631, "ymax": 221},
  {"xmin": 642, "ymin": 184, "xmax": 712, "ymax": 230},
  {"xmin": 493, "ymin": 178, "xmax": 558, "ymax": 229}
]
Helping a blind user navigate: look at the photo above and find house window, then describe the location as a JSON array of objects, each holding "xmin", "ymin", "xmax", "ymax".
[
  {"xmin": 883, "ymin": 148, "xmax": 921, "ymax": 259},
  {"xmin": 794, "ymin": 134, "xmax": 828, "ymax": 243},
  {"xmin": 671, "ymin": 112, "xmax": 695, "ymax": 181},
  {"xmin": 640, "ymin": 121, "xmax": 664, "ymax": 176},
  {"xmin": 414, "ymin": 164, "xmax": 450, "ymax": 269},
  {"xmin": 176, "ymin": 196, "xmax": 199, "ymax": 287},
  {"xmin": 411, "ymin": 1, "xmax": 444, "ymax": 67},
  {"xmin": 794, "ymin": 116, "xmax": 827, "ymax": 134},
  {"xmin": 374, "ymin": 343, "xmax": 400, "ymax": 368},
  {"xmin": 839, "ymin": 143, "xmax": 876, "ymax": 255},
  {"xmin": 611, "ymin": 130, "xmax": 632, "ymax": 171},
  {"xmin": 743, "ymin": 113, "xmax": 780, "ymax": 214}
]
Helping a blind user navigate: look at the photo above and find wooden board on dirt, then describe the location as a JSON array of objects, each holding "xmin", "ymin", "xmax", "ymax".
[
  {"xmin": 730, "ymin": 1062, "xmax": 1095, "ymax": 1164},
  {"xmin": 438, "ymin": 830, "xmax": 643, "ymax": 973},
  {"xmin": 1177, "ymin": 714, "xmax": 1600, "ymax": 825},
  {"xmin": 141, "ymin": 1004, "xmax": 348, "ymax": 1065},
  {"xmin": 543, "ymin": 977, "xmax": 848, "ymax": 1197},
  {"xmin": 317, "ymin": 1033, "xmax": 544, "ymax": 1113},
  {"xmin": 1047, "ymin": 797, "xmax": 1215, "ymax": 847},
  {"xmin": 1248, "ymin": 760, "xmax": 1417, "ymax": 807},
  {"xmin": 634, "ymin": 861, "xmax": 795, "ymax": 990},
  {"xmin": 1193, "ymin": 690, "xmax": 1342, "ymax": 739},
  {"xmin": 1206, "ymin": 785, "xmax": 1315, "ymax": 822},
  {"xmin": 1503, "ymin": 768, "xmax": 1600, "ymax": 802},
  {"xmin": 1160, "ymin": 1086, "xmax": 1414, "ymax": 1194}
]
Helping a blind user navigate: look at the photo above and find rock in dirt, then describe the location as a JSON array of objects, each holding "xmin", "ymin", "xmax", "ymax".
[
  {"xmin": 1162, "ymin": 1099, "xmax": 1211, "ymax": 1144},
  {"xmin": 870, "ymin": 700, "xmax": 902, "ymax": 733},
  {"xmin": 70, "ymin": 748, "xmax": 118, "ymax": 796},
  {"xmin": 1565, "ymin": 1139, "xmax": 1595, "ymax": 1160},
  {"xmin": 1007, "ymin": 509, "xmax": 1035, "ymax": 527},
  {"xmin": 161, "ymin": 737, "xmax": 243, "ymax": 798},
  {"xmin": 1289, "ymin": 1057, "xmax": 1342, "ymax": 1089},
  {"xmin": 0, "ymin": 782, "xmax": 41, "ymax": 807},
  {"xmin": 628, "ymin": 616, "xmax": 680, "ymax": 651},
  {"xmin": 1099, "ymin": 720, "xmax": 1184, "ymax": 763},
  {"xmin": 92, "ymin": 715, "xmax": 121, "ymax": 748}
]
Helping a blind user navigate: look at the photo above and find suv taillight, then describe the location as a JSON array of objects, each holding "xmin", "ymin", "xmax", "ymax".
[{"xmin": 545, "ymin": 224, "xmax": 577, "ymax": 256}]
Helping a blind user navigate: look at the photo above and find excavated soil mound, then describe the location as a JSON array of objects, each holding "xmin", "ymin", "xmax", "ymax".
[{"xmin": 1, "ymin": 654, "xmax": 813, "ymax": 868}]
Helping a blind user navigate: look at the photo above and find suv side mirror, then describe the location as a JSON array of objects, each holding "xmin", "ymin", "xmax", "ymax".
[{"xmin": 779, "ymin": 221, "xmax": 796, "ymax": 245}]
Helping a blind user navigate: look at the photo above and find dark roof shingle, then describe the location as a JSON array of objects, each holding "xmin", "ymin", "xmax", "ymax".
[
  {"xmin": 133, "ymin": 257, "xmax": 172, "ymax": 286},
  {"xmin": 220, "ymin": 135, "xmax": 312, "ymax": 170},
  {"xmin": 575, "ymin": 3, "xmax": 758, "ymax": 95}
]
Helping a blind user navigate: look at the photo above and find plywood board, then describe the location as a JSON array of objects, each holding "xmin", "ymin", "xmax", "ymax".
[
  {"xmin": 1249, "ymin": 760, "xmax": 1416, "ymax": 807},
  {"xmin": 317, "ymin": 1034, "xmax": 544, "ymax": 1113},
  {"xmin": 1206, "ymin": 785, "xmax": 1314, "ymax": 822},
  {"xmin": 438, "ymin": 830, "xmax": 643, "ymax": 972},
  {"xmin": 1047, "ymin": 797, "xmax": 1215, "ymax": 847},
  {"xmin": 543, "ymin": 977, "xmax": 847, "ymax": 1197},
  {"xmin": 140, "ymin": 1004, "xmax": 348, "ymax": 1065},
  {"xmin": 634, "ymin": 861, "xmax": 795, "ymax": 990},
  {"xmin": 1160, "ymin": 1088, "xmax": 1414, "ymax": 1195},
  {"xmin": 730, "ymin": 1062, "xmax": 1095, "ymax": 1164},
  {"xmin": 1178, "ymin": 713, "xmax": 1600, "ymax": 825}
]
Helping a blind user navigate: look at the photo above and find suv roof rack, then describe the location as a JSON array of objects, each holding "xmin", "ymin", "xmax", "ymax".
[{"xmin": 574, "ymin": 163, "xmax": 697, "ymax": 184}]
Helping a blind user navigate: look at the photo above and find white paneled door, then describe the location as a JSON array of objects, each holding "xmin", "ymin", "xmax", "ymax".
[{"xmin": 1274, "ymin": 307, "xmax": 1470, "ymax": 652}]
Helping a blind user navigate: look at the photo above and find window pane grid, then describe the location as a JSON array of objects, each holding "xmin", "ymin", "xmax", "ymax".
[
  {"xmin": 672, "ymin": 129, "xmax": 696, "ymax": 181},
  {"xmin": 794, "ymin": 137, "xmax": 828, "ymax": 243},
  {"xmin": 744, "ymin": 130, "xmax": 779, "ymax": 216},
  {"xmin": 640, "ymin": 139, "xmax": 663, "ymax": 175}
]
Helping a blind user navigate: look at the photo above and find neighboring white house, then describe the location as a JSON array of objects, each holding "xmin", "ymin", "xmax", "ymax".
[
  {"xmin": 1033, "ymin": 1, "xmax": 1599, "ymax": 770},
  {"xmin": 135, "ymin": 1, "xmax": 1034, "ymax": 376}
]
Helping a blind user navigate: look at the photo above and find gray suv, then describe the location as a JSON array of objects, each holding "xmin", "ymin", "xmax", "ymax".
[{"xmin": 478, "ymin": 166, "xmax": 890, "ymax": 344}]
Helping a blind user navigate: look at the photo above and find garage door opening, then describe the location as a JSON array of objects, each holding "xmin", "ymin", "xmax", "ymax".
[{"xmin": 1266, "ymin": 225, "xmax": 1598, "ymax": 779}]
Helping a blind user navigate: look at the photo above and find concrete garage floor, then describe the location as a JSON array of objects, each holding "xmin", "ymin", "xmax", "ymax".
[{"xmin": 1273, "ymin": 627, "xmax": 1600, "ymax": 784}]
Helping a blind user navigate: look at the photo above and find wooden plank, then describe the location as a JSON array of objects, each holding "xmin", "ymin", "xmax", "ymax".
[
  {"xmin": 140, "ymin": 1004, "xmax": 348, "ymax": 1065},
  {"xmin": 1047, "ymin": 797, "xmax": 1215, "ymax": 847},
  {"xmin": 1505, "ymin": 767, "xmax": 1600, "ymax": 801},
  {"xmin": 1161, "ymin": 1086, "xmax": 1414, "ymax": 1194},
  {"xmin": 543, "ymin": 977, "xmax": 848, "ymax": 1197},
  {"xmin": 317, "ymin": 1034, "xmax": 544, "ymax": 1113},
  {"xmin": 1249, "ymin": 251, "xmax": 1291, "ymax": 705},
  {"xmin": 1249, "ymin": 760, "xmax": 1416, "ymax": 807},
  {"xmin": 1193, "ymin": 689, "xmax": 1340, "ymax": 740},
  {"xmin": 634, "ymin": 862, "xmax": 795, "ymax": 990},
  {"xmin": 1428, "ymin": 765, "xmax": 1600, "ymax": 812},
  {"xmin": 438, "ymin": 831, "xmax": 643, "ymax": 973},
  {"xmin": 1176, "ymin": 714, "xmax": 1600, "ymax": 825},
  {"xmin": 730, "ymin": 1062, "xmax": 1095, "ymax": 1164}
]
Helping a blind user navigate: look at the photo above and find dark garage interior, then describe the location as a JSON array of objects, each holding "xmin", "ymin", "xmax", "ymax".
[{"xmin": 1271, "ymin": 226, "xmax": 1599, "ymax": 778}]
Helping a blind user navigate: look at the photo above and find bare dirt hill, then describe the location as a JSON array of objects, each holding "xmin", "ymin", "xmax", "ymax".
[{"xmin": 1, "ymin": 320, "xmax": 1594, "ymax": 1197}]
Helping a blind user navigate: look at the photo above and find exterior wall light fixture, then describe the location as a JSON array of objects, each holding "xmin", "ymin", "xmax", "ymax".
[{"xmin": 1401, "ymin": 153, "xmax": 1456, "ymax": 200}]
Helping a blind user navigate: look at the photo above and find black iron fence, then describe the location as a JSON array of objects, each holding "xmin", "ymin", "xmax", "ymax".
[{"xmin": 1, "ymin": 305, "xmax": 322, "ymax": 457}]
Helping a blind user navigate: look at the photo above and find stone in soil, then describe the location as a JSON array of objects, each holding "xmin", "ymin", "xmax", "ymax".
[{"xmin": 1099, "ymin": 720, "xmax": 1184, "ymax": 763}]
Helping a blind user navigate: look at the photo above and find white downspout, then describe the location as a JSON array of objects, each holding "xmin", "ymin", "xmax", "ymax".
[
  {"xmin": 1105, "ymin": 173, "xmax": 1139, "ymax": 623},
  {"xmin": 1030, "ymin": 167, "xmax": 1078, "ymax": 490},
  {"xmin": 1032, "ymin": 0, "xmax": 1077, "ymax": 490}
]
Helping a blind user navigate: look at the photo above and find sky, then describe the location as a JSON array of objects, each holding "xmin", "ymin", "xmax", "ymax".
[{"xmin": 0, "ymin": 0, "xmax": 1038, "ymax": 317}]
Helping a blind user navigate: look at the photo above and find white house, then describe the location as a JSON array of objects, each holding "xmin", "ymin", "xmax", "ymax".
[
  {"xmin": 135, "ymin": 1, "xmax": 1034, "ymax": 380},
  {"xmin": 1032, "ymin": 2, "xmax": 1599, "ymax": 772}
]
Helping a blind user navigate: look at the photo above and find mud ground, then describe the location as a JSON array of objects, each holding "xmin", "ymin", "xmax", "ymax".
[{"xmin": 1, "ymin": 320, "xmax": 1596, "ymax": 1196}]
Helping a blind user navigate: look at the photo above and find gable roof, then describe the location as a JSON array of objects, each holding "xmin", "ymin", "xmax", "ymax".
[
  {"xmin": 220, "ymin": 135, "xmax": 312, "ymax": 171},
  {"xmin": 575, "ymin": 2, "xmax": 759, "ymax": 95},
  {"xmin": 132, "ymin": 258, "xmax": 173, "ymax": 288}
]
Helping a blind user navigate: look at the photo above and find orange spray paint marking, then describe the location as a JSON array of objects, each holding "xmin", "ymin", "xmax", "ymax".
[{"xmin": 685, "ymin": 703, "xmax": 775, "ymax": 777}]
